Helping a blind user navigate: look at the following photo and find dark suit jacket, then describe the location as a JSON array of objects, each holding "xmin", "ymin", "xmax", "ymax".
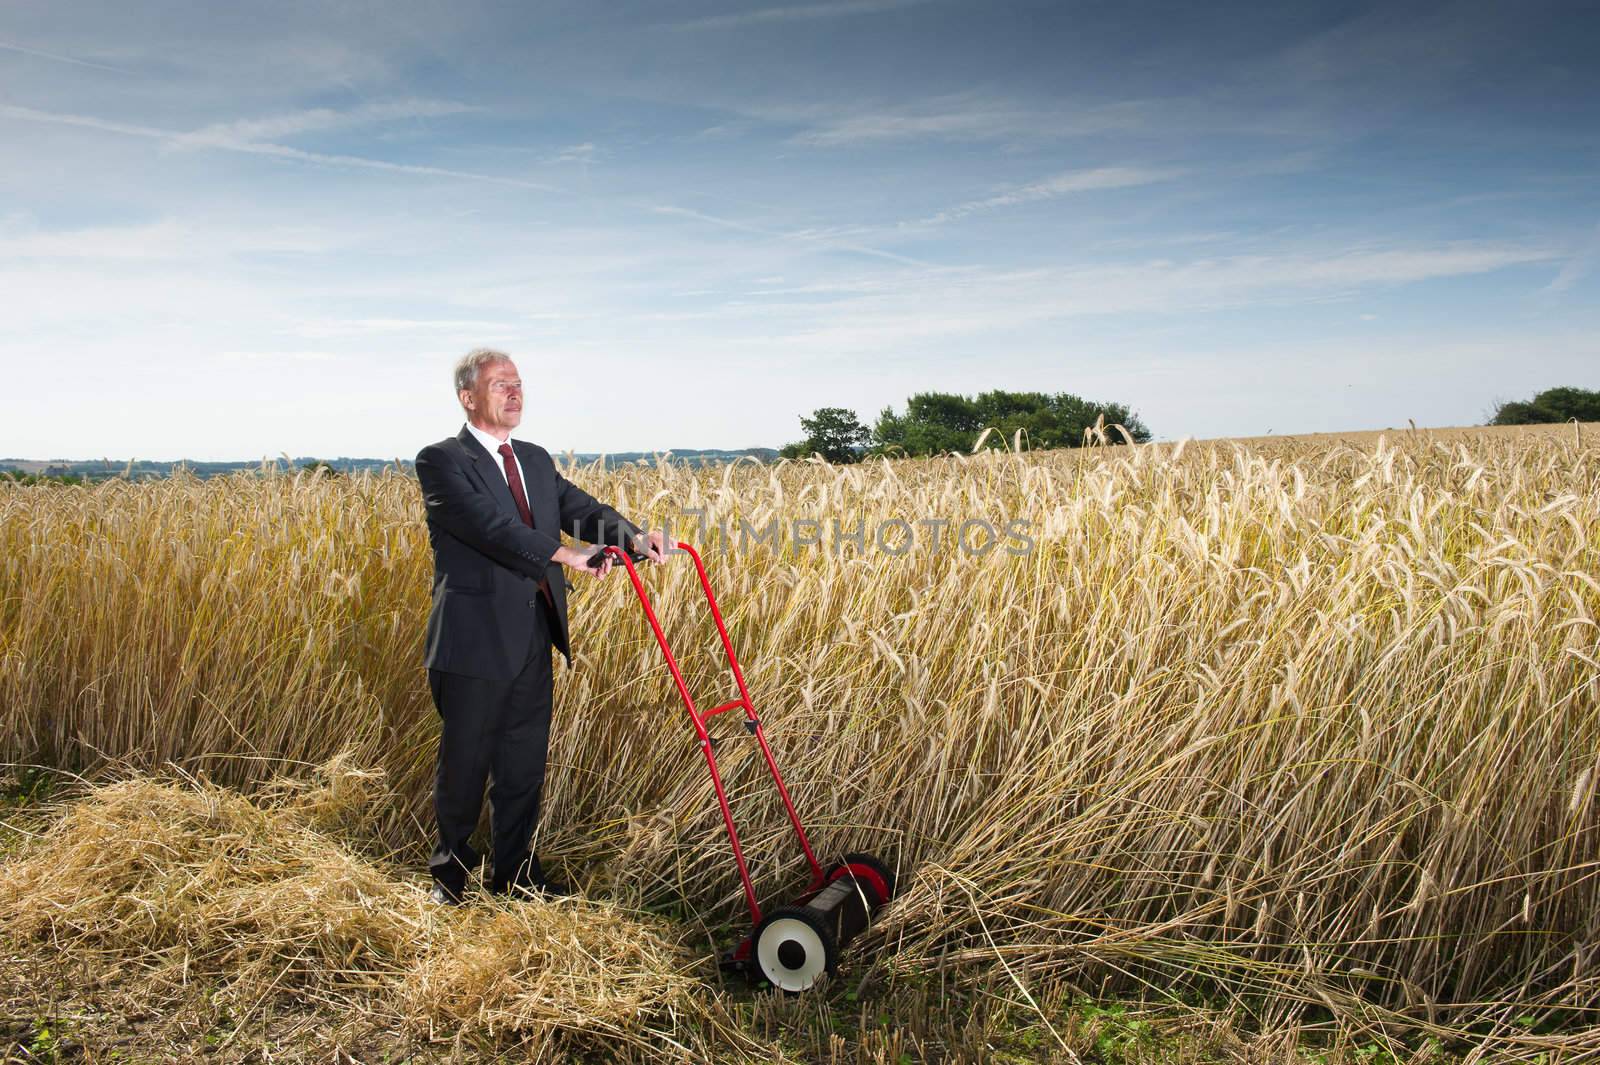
[{"xmin": 415, "ymin": 425, "xmax": 641, "ymax": 679}]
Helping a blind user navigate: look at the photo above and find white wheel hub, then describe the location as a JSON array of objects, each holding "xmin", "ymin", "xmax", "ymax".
[{"xmin": 756, "ymin": 915, "xmax": 827, "ymax": 991}]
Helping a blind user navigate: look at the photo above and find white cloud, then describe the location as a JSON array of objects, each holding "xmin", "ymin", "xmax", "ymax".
[
  {"xmin": 0, "ymin": 36, "xmax": 130, "ymax": 73},
  {"xmin": 0, "ymin": 103, "xmax": 168, "ymax": 140},
  {"xmin": 649, "ymin": 203, "xmax": 933, "ymax": 267},
  {"xmin": 0, "ymin": 103, "xmax": 554, "ymax": 191},
  {"xmin": 171, "ymin": 99, "xmax": 477, "ymax": 150},
  {"xmin": 663, "ymin": 241, "xmax": 1559, "ymax": 354},
  {"xmin": 0, "ymin": 218, "xmax": 347, "ymax": 260},
  {"xmin": 789, "ymin": 94, "xmax": 1148, "ymax": 146},
  {"xmin": 552, "ymin": 142, "xmax": 598, "ymax": 164},
  {"xmin": 1543, "ymin": 221, "xmax": 1600, "ymax": 294},
  {"xmin": 220, "ymin": 349, "xmax": 337, "ymax": 363},
  {"xmin": 288, "ymin": 318, "xmax": 531, "ymax": 339},
  {"xmin": 918, "ymin": 167, "xmax": 1181, "ymax": 226},
  {"xmin": 677, "ymin": 0, "xmax": 929, "ymax": 31},
  {"xmin": 3, "ymin": 105, "xmax": 935, "ymax": 271}
]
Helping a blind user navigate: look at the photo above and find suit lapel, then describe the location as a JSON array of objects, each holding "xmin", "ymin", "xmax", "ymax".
[{"xmin": 456, "ymin": 425, "xmax": 521, "ymax": 523}]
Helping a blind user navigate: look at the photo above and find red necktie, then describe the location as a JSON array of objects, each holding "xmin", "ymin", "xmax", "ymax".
[
  {"xmin": 499, "ymin": 442, "xmax": 555, "ymax": 612},
  {"xmin": 499, "ymin": 443, "xmax": 534, "ymax": 526}
]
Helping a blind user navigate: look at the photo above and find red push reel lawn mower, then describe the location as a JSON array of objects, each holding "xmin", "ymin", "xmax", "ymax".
[{"xmin": 593, "ymin": 541, "xmax": 895, "ymax": 992}]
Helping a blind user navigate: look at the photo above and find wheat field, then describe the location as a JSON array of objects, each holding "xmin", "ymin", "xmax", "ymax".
[{"xmin": 2, "ymin": 423, "xmax": 1597, "ymax": 1061}]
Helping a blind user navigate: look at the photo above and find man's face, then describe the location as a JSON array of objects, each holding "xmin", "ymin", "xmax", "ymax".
[{"xmin": 461, "ymin": 358, "xmax": 523, "ymax": 435}]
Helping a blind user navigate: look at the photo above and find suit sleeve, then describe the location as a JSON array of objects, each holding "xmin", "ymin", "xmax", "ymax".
[
  {"xmin": 415, "ymin": 443, "xmax": 564, "ymax": 578},
  {"xmin": 554, "ymin": 468, "xmax": 642, "ymax": 549}
]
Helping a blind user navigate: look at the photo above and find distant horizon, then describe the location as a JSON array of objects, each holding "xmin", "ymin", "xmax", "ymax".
[
  {"xmin": 4, "ymin": 416, "xmax": 1562, "ymax": 468},
  {"xmin": 0, "ymin": 444, "xmax": 782, "ymax": 467}
]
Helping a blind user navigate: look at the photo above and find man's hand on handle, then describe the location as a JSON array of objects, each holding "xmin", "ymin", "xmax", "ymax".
[
  {"xmin": 552, "ymin": 531, "xmax": 671, "ymax": 580},
  {"xmin": 633, "ymin": 529, "xmax": 670, "ymax": 564},
  {"xmin": 553, "ymin": 543, "xmax": 613, "ymax": 579}
]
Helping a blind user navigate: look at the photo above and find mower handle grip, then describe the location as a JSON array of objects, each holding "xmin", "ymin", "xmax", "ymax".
[{"xmin": 587, "ymin": 543, "xmax": 651, "ymax": 569}]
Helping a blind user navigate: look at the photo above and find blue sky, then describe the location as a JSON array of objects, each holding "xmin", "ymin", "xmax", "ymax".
[{"xmin": 1, "ymin": 0, "xmax": 1596, "ymax": 460}]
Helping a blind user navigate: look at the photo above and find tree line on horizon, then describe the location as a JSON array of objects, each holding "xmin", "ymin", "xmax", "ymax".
[
  {"xmin": 779, "ymin": 389, "xmax": 1153, "ymax": 463},
  {"xmin": 781, "ymin": 383, "xmax": 1600, "ymax": 464},
  {"xmin": 1489, "ymin": 386, "xmax": 1600, "ymax": 427}
]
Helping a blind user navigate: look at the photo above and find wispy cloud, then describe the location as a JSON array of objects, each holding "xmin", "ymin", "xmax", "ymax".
[
  {"xmin": 1544, "ymin": 221, "xmax": 1600, "ymax": 294},
  {"xmin": 289, "ymin": 318, "xmax": 528, "ymax": 339},
  {"xmin": 0, "ymin": 218, "xmax": 345, "ymax": 260},
  {"xmin": 676, "ymin": 0, "xmax": 929, "ymax": 31},
  {"xmin": 0, "ymin": 37, "xmax": 130, "ymax": 74},
  {"xmin": 1270, "ymin": 244, "xmax": 1556, "ymax": 288},
  {"xmin": 0, "ymin": 103, "xmax": 167, "ymax": 140},
  {"xmin": 1, "ymin": 103, "xmax": 936, "ymax": 267},
  {"xmin": 917, "ymin": 166, "xmax": 1180, "ymax": 226},
  {"xmin": 0, "ymin": 103, "xmax": 556, "ymax": 191},
  {"xmin": 220, "ymin": 349, "xmax": 337, "ymax": 363},
  {"xmin": 651, "ymin": 241, "xmax": 1561, "ymax": 353},
  {"xmin": 171, "ymin": 99, "xmax": 476, "ymax": 150},
  {"xmin": 552, "ymin": 142, "xmax": 598, "ymax": 164},
  {"xmin": 649, "ymin": 203, "xmax": 932, "ymax": 267},
  {"xmin": 688, "ymin": 120, "xmax": 758, "ymax": 141},
  {"xmin": 790, "ymin": 94, "xmax": 1148, "ymax": 146}
]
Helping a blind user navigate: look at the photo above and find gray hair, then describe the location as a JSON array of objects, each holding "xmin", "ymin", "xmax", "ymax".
[{"xmin": 454, "ymin": 348, "xmax": 512, "ymax": 394}]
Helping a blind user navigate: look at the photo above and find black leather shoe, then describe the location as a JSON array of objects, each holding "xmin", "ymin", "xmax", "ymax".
[{"xmin": 429, "ymin": 881, "xmax": 465, "ymax": 906}]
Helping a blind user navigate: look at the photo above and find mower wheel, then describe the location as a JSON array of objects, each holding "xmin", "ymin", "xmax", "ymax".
[
  {"xmin": 751, "ymin": 905, "xmax": 838, "ymax": 992},
  {"xmin": 826, "ymin": 852, "xmax": 895, "ymax": 906}
]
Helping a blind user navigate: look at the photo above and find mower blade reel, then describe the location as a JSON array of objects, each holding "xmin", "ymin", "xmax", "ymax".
[{"xmin": 802, "ymin": 876, "xmax": 874, "ymax": 951}]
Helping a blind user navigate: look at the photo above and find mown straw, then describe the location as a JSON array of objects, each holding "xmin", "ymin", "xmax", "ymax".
[{"xmin": 0, "ymin": 760, "xmax": 706, "ymax": 1059}]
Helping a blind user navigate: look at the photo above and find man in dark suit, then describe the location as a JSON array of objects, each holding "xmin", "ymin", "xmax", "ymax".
[{"xmin": 414, "ymin": 348, "xmax": 667, "ymax": 904}]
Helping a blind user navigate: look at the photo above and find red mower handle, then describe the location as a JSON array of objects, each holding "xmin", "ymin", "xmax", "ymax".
[{"xmin": 590, "ymin": 539, "xmax": 826, "ymax": 925}]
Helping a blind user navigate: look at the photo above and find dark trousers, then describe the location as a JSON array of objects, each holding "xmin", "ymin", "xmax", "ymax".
[{"xmin": 427, "ymin": 600, "xmax": 554, "ymax": 894}]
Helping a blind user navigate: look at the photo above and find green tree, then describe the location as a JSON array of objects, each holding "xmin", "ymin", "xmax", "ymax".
[
  {"xmin": 780, "ymin": 407, "xmax": 871, "ymax": 463},
  {"xmin": 1490, "ymin": 386, "xmax": 1600, "ymax": 426},
  {"xmin": 873, "ymin": 389, "xmax": 1150, "ymax": 456},
  {"xmin": 871, "ymin": 394, "xmax": 976, "ymax": 456}
]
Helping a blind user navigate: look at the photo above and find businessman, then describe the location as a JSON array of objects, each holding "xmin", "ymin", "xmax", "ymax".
[{"xmin": 415, "ymin": 348, "xmax": 667, "ymax": 904}]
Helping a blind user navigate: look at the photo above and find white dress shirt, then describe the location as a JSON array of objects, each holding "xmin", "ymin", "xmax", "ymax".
[{"xmin": 465, "ymin": 422, "xmax": 528, "ymax": 496}]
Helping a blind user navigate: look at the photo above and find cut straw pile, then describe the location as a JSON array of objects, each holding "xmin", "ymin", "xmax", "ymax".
[{"xmin": 0, "ymin": 758, "xmax": 701, "ymax": 1059}]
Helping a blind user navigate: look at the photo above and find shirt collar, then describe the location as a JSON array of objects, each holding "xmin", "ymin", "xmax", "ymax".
[{"xmin": 465, "ymin": 422, "xmax": 513, "ymax": 458}]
